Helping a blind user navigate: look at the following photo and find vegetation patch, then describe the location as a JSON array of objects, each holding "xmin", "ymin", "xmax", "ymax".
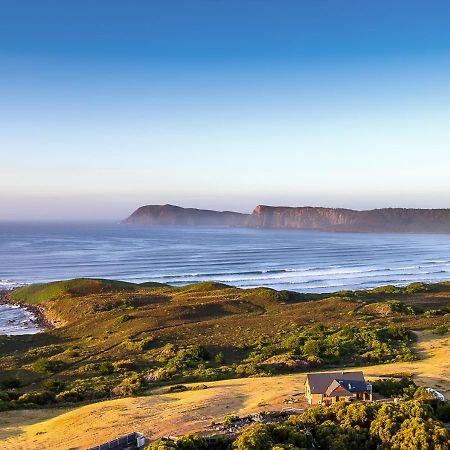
[{"xmin": 147, "ymin": 399, "xmax": 450, "ymax": 450}]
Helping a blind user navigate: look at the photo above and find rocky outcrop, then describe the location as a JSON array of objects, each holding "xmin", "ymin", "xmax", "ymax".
[
  {"xmin": 122, "ymin": 204, "xmax": 248, "ymax": 226},
  {"xmin": 123, "ymin": 204, "xmax": 450, "ymax": 233},
  {"xmin": 246, "ymin": 205, "xmax": 450, "ymax": 233}
]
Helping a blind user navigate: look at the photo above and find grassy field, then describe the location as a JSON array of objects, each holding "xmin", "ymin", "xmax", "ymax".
[
  {"xmin": 0, "ymin": 330, "xmax": 448, "ymax": 450},
  {"xmin": 0, "ymin": 279, "xmax": 450, "ymax": 449}
]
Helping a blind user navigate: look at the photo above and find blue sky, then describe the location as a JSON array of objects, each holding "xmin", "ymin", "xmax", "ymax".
[{"xmin": 1, "ymin": 1, "xmax": 450, "ymax": 220}]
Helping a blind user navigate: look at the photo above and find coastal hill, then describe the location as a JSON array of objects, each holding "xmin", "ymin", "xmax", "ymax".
[
  {"xmin": 122, "ymin": 204, "xmax": 248, "ymax": 226},
  {"xmin": 248, "ymin": 205, "xmax": 450, "ymax": 232},
  {"xmin": 1, "ymin": 278, "xmax": 449, "ymax": 448},
  {"xmin": 123, "ymin": 204, "xmax": 450, "ymax": 233}
]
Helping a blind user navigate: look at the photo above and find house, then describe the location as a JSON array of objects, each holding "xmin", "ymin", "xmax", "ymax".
[{"xmin": 304, "ymin": 371, "xmax": 372, "ymax": 405}]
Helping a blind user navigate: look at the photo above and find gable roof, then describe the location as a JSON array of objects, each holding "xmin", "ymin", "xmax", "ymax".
[
  {"xmin": 306, "ymin": 371, "xmax": 368, "ymax": 394},
  {"xmin": 325, "ymin": 379, "xmax": 353, "ymax": 397}
]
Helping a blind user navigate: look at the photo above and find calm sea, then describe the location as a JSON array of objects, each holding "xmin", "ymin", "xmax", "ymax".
[{"xmin": 1, "ymin": 222, "xmax": 450, "ymax": 294}]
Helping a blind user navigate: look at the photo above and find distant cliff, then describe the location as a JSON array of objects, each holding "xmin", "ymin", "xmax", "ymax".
[
  {"xmin": 123, "ymin": 204, "xmax": 450, "ymax": 233},
  {"xmin": 123, "ymin": 204, "xmax": 248, "ymax": 226},
  {"xmin": 247, "ymin": 205, "xmax": 450, "ymax": 233}
]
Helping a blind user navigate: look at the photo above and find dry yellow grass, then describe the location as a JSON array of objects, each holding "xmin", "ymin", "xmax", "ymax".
[{"xmin": 1, "ymin": 331, "xmax": 448, "ymax": 450}]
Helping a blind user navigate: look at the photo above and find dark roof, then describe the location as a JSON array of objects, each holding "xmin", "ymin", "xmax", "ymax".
[{"xmin": 306, "ymin": 371, "xmax": 368, "ymax": 394}]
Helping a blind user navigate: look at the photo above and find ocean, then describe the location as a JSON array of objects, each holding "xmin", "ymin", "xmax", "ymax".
[{"xmin": 2, "ymin": 222, "xmax": 450, "ymax": 293}]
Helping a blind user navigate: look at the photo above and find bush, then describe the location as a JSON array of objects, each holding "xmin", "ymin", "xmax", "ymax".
[
  {"xmin": 435, "ymin": 402, "xmax": 450, "ymax": 422},
  {"xmin": 146, "ymin": 440, "xmax": 177, "ymax": 450},
  {"xmin": 55, "ymin": 389, "xmax": 84, "ymax": 403},
  {"xmin": 223, "ymin": 414, "xmax": 240, "ymax": 427},
  {"xmin": 371, "ymin": 377, "xmax": 417, "ymax": 398},
  {"xmin": 0, "ymin": 377, "xmax": 21, "ymax": 389},
  {"xmin": 215, "ymin": 352, "xmax": 225, "ymax": 365},
  {"xmin": 99, "ymin": 361, "xmax": 114, "ymax": 375},
  {"xmin": 42, "ymin": 378, "xmax": 65, "ymax": 393},
  {"xmin": 176, "ymin": 434, "xmax": 208, "ymax": 450},
  {"xmin": 168, "ymin": 384, "xmax": 188, "ymax": 393},
  {"xmin": 433, "ymin": 325, "xmax": 448, "ymax": 335},
  {"xmin": 112, "ymin": 359, "xmax": 135, "ymax": 373},
  {"xmin": 146, "ymin": 366, "xmax": 177, "ymax": 382},
  {"xmin": 424, "ymin": 309, "xmax": 443, "ymax": 318},
  {"xmin": 112, "ymin": 373, "xmax": 143, "ymax": 397},
  {"xmin": 119, "ymin": 337, "xmax": 154, "ymax": 352},
  {"xmin": 233, "ymin": 423, "xmax": 312, "ymax": 450},
  {"xmin": 17, "ymin": 390, "xmax": 55, "ymax": 405},
  {"xmin": 116, "ymin": 314, "xmax": 133, "ymax": 324},
  {"xmin": 0, "ymin": 399, "xmax": 15, "ymax": 412},
  {"xmin": 32, "ymin": 358, "xmax": 65, "ymax": 374}
]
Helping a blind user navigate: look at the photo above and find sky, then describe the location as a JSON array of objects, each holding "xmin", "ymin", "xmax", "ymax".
[{"xmin": 1, "ymin": 1, "xmax": 450, "ymax": 221}]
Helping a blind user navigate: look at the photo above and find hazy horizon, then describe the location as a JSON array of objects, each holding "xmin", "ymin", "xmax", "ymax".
[{"xmin": 2, "ymin": 1, "xmax": 450, "ymax": 221}]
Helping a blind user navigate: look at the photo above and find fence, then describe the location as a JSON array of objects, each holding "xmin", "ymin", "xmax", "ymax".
[{"xmin": 88, "ymin": 431, "xmax": 147, "ymax": 450}]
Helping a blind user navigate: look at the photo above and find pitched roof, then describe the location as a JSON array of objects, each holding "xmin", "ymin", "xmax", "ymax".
[
  {"xmin": 306, "ymin": 371, "xmax": 368, "ymax": 394},
  {"xmin": 325, "ymin": 379, "xmax": 353, "ymax": 397}
]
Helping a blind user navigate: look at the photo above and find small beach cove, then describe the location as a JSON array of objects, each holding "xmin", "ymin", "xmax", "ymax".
[{"xmin": 0, "ymin": 291, "xmax": 45, "ymax": 335}]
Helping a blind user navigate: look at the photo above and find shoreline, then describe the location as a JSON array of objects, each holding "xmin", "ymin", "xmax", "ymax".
[{"xmin": 0, "ymin": 289, "xmax": 53, "ymax": 332}]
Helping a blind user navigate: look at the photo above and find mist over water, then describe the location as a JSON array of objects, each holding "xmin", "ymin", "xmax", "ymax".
[{"xmin": 1, "ymin": 223, "xmax": 450, "ymax": 293}]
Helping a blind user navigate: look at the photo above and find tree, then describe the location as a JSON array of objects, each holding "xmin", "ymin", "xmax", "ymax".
[
  {"xmin": 233, "ymin": 423, "xmax": 312, "ymax": 450},
  {"xmin": 302, "ymin": 340, "xmax": 321, "ymax": 357},
  {"xmin": 145, "ymin": 440, "xmax": 177, "ymax": 450},
  {"xmin": 233, "ymin": 425, "xmax": 274, "ymax": 450},
  {"xmin": 176, "ymin": 434, "xmax": 208, "ymax": 450},
  {"xmin": 369, "ymin": 403, "xmax": 405, "ymax": 445},
  {"xmin": 390, "ymin": 417, "xmax": 450, "ymax": 450},
  {"xmin": 315, "ymin": 420, "xmax": 369, "ymax": 450}
]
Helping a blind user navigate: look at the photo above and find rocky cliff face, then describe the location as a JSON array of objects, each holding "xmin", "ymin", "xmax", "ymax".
[
  {"xmin": 122, "ymin": 204, "xmax": 248, "ymax": 226},
  {"xmin": 123, "ymin": 204, "xmax": 450, "ymax": 233},
  {"xmin": 246, "ymin": 205, "xmax": 450, "ymax": 233}
]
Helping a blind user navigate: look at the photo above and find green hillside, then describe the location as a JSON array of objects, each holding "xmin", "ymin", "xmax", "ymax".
[{"xmin": 0, "ymin": 279, "xmax": 449, "ymax": 411}]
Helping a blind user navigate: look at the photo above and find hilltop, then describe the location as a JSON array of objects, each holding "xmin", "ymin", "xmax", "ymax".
[
  {"xmin": 122, "ymin": 204, "xmax": 248, "ymax": 226},
  {"xmin": 123, "ymin": 204, "xmax": 450, "ymax": 233}
]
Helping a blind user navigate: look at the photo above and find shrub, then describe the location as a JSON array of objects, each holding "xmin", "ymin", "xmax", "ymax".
[
  {"xmin": 99, "ymin": 361, "xmax": 114, "ymax": 375},
  {"xmin": 64, "ymin": 347, "xmax": 81, "ymax": 357},
  {"xmin": 17, "ymin": 390, "xmax": 55, "ymax": 405},
  {"xmin": 233, "ymin": 423, "xmax": 312, "ymax": 450},
  {"xmin": 119, "ymin": 337, "xmax": 154, "ymax": 352},
  {"xmin": 32, "ymin": 358, "xmax": 65, "ymax": 374},
  {"xmin": 112, "ymin": 373, "xmax": 143, "ymax": 397},
  {"xmin": 0, "ymin": 377, "xmax": 21, "ymax": 389},
  {"xmin": 176, "ymin": 434, "xmax": 208, "ymax": 450},
  {"xmin": 42, "ymin": 378, "xmax": 65, "ymax": 393},
  {"xmin": 371, "ymin": 377, "xmax": 417, "ymax": 399},
  {"xmin": 146, "ymin": 366, "xmax": 177, "ymax": 382},
  {"xmin": 424, "ymin": 309, "xmax": 443, "ymax": 318},
  {"xmin": 112, "ymin": 359, "xmax": 136, "ymax": 372},
  {"xmin": 433, "ymin": 325, "xmax": 448, "ymax": 335},
  {"xmin": 145, "ymin": 440, "xmax": 177, "ymax": 450},
  {"xmin": 223, "ymin": 414, "xmax": 240, "ymax": 427},
  {"xmin": 214, "ymin": 352, "xmax": 225, "ymax": 365},
  {"xmin": 168, "ymin": 384, "xmax": 188, "ymax": 393},
  {"xmin": 0, "ymin": 399, "xmax": 15, "ymax": 412},
  {"xmin": 435, "ymin": 402, "xmax": 450, "ymax": 422},
  {"xmin": 55, "ymin": 389, "xmax": 84, "ymax": 403},
  {"xmin": 116, "ymin": 314, "xmax": 132, "ymax": 324}
]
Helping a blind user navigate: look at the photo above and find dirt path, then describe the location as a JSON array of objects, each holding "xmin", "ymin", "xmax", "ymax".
[{"xmin": 1, "ymin": 331, "xmax": 448, "ymax": 450}]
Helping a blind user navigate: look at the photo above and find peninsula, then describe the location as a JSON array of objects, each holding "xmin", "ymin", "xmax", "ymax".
[{"xmin": 123, "ymin": 204, "xmax": 450, "ymax": 233}]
